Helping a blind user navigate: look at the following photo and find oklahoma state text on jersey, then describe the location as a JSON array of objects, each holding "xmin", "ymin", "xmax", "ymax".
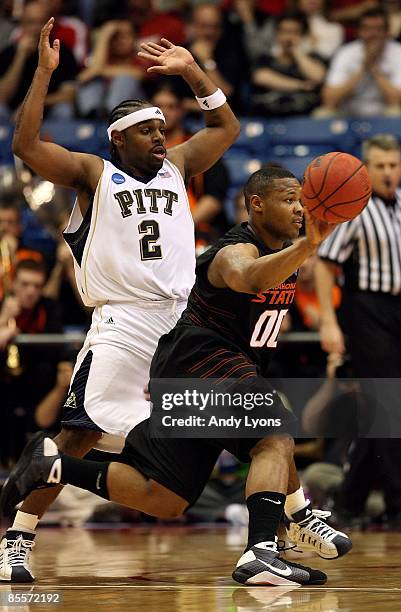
[{"xmin": 178, "ymin": 222, "xmax": 298, "ymax": 376}]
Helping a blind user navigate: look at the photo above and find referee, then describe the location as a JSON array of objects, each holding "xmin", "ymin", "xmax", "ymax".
[{"xmin": 315, "ymin": 134, "xmax": 401, "ymax": 526}]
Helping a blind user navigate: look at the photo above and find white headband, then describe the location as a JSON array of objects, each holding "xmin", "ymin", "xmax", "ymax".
[{"xmin": 107, "ymin": 107, "xmax": 166, "ymax": 141}]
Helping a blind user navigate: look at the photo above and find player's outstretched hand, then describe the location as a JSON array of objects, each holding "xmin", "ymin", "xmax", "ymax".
[
  {"xmin": 304, "ymin": 208, "xmax": 334, "ymax": 249},
  {"xmin": 38, "ymin": 17, "xmax": 60, "ymax": 73},
  {"xmin": 138, "ymin": 39, "xmax": 195, "ymax": 76}
]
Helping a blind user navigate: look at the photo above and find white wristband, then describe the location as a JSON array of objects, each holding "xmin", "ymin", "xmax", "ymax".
[{"xmin": 195, "ymin": 88, "xmax": 227, "ymax": 111}]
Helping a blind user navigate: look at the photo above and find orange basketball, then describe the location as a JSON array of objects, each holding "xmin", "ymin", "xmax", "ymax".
[{"xmin": 302, "ymin": 152, "xmax": 372, "ymax": 223}]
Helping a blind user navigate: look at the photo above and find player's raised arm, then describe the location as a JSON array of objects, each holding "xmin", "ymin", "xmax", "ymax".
[
  {"xmin": 12, "ymin": 18, "xmax": 102, "ymax": 211},
  {"xmin": 208, "ymin": 210, "xmax": 334, "ymax": 294},
  {"xmin": 138, "ymin": 39, "xmax": 240, "ymax": 179}
]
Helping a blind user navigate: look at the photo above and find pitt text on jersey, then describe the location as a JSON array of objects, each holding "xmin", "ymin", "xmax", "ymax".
[{"xmin": 114, "ymin": 188, "xmax": 178, "ymax": 218}]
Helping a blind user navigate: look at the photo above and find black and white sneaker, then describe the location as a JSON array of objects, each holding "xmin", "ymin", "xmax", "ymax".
[
  {"xmin": 0, "ymin": 530, "xmax": 35, "ymax": 582},
  {"xmin": 285, "ymin": 502, "xmax": 352, "ymax": 560},
  {"xmin": 0, "ymin": 433, "xmax": 61, "ymax": 517},
  {"xmin": 232, "ymin": 539, "xmax": 327, "ymax": 586}
]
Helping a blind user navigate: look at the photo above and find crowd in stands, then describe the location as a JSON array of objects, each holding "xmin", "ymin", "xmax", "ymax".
[
  {"xmin": 1, "ymin": 0, "xmax": 401, "ymax": 530},
  {"xmin": 1, "ymin": 0, "xmax": 401, "ymax": 118}
]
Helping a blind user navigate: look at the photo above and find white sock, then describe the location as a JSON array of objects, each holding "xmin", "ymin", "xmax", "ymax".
[
  {"xmin": 285, "ymin": 487, "xmax": 310, "ymax": 520},
  {"xmin": 9, "ymin": 511, "xmax": 39, "ymax": 534}
]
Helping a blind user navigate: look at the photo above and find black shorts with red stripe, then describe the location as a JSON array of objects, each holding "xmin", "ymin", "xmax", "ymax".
[
  {"xmin": 119, "ymin": 326, "xmax": 293, "ymax": 507},
  {"xmin": 151, "ymin": 325, "xmax": 258, "ymax": 380}
]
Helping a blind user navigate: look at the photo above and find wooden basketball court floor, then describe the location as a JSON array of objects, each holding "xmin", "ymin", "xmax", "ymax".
[{"xmin": 0, "ymin": 525, "xmax": 400, "ymax": 611}]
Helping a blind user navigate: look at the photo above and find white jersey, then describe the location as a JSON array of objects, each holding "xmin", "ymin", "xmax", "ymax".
[{"xmin": 64, "ymin": 158, "xmax": 196, "ymax": 306}]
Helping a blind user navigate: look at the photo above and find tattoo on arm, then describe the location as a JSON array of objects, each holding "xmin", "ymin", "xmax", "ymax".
[
  {"xmin": 14, "ymin": 83, "xmax": 34, "ymax": 135},
  {"xmin": 14, "ymin": 81, "xmax": 43, "ymax": 141}
]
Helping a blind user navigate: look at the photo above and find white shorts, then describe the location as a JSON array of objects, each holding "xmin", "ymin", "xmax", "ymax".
[{"xmin": 61, "ymin": 299, "xmax": 186, "ymax": 452}]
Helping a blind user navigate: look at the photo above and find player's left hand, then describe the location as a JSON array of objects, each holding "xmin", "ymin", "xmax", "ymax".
[
  {"xmin": 138, "ymin": 39, "xmax": 195, "ymax": 76},
  {"xmin": 304, "ymin": 208, "xmax": 335, "ymax": 249}
]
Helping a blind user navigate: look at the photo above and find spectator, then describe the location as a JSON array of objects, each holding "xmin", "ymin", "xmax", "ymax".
[
  {"xmin": 231, "ymin": 0, "xmax": 276, "ymax": 66},
  {"xmin": 186, "ymin": 3, "xmax": 248, "ymax": 112},
  {"xmin": 40, "ymin": 0, "xmax": 88, "ymax": 66},
  {"xmin": 384, "ymin": 0, "xmax": 401, "ymax": 40},
  {"xmin": 43, "ymin": 211, "xmax": 91, "ymax": 328},
  {"xmin": 11, "ymin": 1, "xmax": 88, "ymax": 66},
  {"xmin": 35, "ymin": 358, "xmax": 73, "ymax": 430},
  {"xmin": 293, "ymin": 0, "xmax": 344, "ymax": 60},
  {"xmin": 0, "ymin": 259, "xmax": 62, "ymax": 351},
  {"xmin": 77, "ymin": 20, "xmax": 145, "ymax": 118},
  {"xmin": 320, "ymin": 8, "xmax": 401, "ymax": 117},
  {"xmin": 0, "ymin": 0, "xmax": 14, "ymax": 53},
  {"xmin": 127, "ymin": 0, "xmax": 186, "ymax": 46},
  {"xmin": 92, "ymin": 0, "xmax": 132, "ymax": 27},
  {"xmin": 151, "ymin": 84, "xmax": 230, "ymax": 252},
  {"xmin": 0, "ymin": 199, "xmax": 21, "ymax": 301},
  {"xmin": 0, "ymin": 259, "xmax": 63, "ymax": 463},
  {"xmin": 223, "ymin": 0, "xmax": 288, "ymax": 17},
  {"xmin": 251, "ymin": 11, "xmax": 326, "ymax": 116},
  {"xmin": 0, "ymin": 198, "xmax": 44, "ymax": 301},
  {"xmin": 329, "ymin": 0, "xmax": 379, "ymax": 40},
  {"xmin": 0, "ymin": 1, "xmax": 78, "ymax": 120}
]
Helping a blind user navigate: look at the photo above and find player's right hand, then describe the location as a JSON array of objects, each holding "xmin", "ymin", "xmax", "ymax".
[
  {"xmin": 320, "ymin": 320, "xmax": 345, "ymax": 355},
  {"xmin": 304, "ymin": 208, "xmax": 335, "ymax": 249},
  {"xmin": 38, "ymin": 17, "xmax": 60, "ymax": 73}
]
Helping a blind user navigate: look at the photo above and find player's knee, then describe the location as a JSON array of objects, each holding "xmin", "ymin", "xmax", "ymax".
[
  {"xmin": 250, "ymin": 435, "xmax": 294, "ymax": 458},
  {"xmin": 162, "ymin": 499, "xmax": 187, "ymax": 519},
  {"xmin": 146, "ymin": 482, "xmax": 187, "ymax": 518},
  {"xmin": 54, "ymin": 428, "xmax": 102, "ymax": 457}
]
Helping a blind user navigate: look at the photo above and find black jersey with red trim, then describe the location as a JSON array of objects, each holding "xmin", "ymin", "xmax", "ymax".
[{"xmin": 177, "ymin": 222, "xmax": 298, "ymax": 376}]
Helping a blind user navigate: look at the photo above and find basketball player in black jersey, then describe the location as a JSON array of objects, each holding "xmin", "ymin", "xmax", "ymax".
[{"xmin": 1, "ymin": 167, "xmax": 352, "ymax": 586}]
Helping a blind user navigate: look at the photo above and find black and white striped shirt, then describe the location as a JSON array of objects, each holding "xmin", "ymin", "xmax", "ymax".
[{"xmin": 318, "ymin": 190, "xmax": 401, "ymax": 294}]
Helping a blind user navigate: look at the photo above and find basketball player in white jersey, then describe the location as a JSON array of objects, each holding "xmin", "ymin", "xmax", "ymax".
[{"xmin": 0, "ymin": 18, "xmax": 240, "ymax": 582}]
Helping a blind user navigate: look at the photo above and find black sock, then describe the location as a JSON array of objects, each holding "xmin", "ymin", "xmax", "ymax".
[
  {"xmin": 61, "ymin": 455, "xmax": 110, "ymax": 500},
  {"xmin": 246, "ymin": 491, "xmax": 286, "ymax": 551}
]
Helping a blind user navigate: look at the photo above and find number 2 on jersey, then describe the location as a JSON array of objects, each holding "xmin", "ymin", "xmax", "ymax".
[
  {"xmin": 250, "ymin": 309, "xmax": 288, "ymax": 348},
  {"xmin": 139, "ymin": 220, "xmax": 162, "ymax": 261}
]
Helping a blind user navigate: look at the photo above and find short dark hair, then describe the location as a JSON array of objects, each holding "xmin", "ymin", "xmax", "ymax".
[
  {"xmin": 358, "ymin": 8, "xmax": 388, "ymax": 29},
  {"xmin": 14, "ymin": 258, "xmax": 47, "ymax": 278},
  {"xmin": 108, "ymin": 99, "xmax": 152, "ymax": 164},
  {"xmin": 244, "ymin": 166, "xmax": 296, "ymax": 212},
  {"xmin": 276, "ymin": 11, "xmax": 309, "ymax": 35}
]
